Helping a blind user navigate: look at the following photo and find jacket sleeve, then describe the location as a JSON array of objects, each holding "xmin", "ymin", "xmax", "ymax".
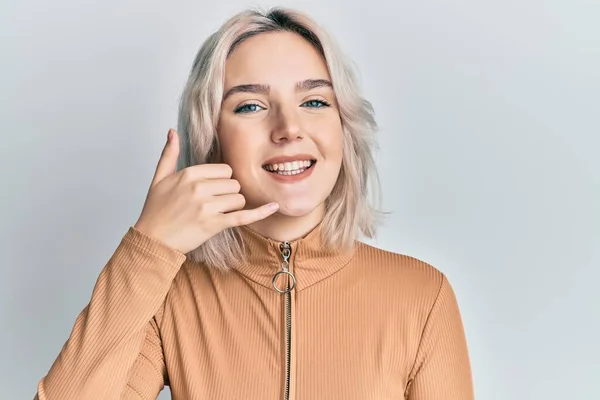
[
  {"xmin": 120, "ymin": 313, "xmax": 169, "ymax": 399},
  {"xmin": 34, "ymin": 226, "xmax": 187, "ymax": 400},
  {"xmin": 405, "ymin": 274, "xmax": 474, "ymax": 400}
]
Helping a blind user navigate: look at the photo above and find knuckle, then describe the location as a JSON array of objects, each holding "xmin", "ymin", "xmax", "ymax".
[
  {"xmin": 221, "ymin": 164, "xmax": 233, "ymax": 177},
  {"xmin": 231, "ymin": 213, "xmax": 244, "ymax": 226},
  {"xmin": 196, "ymin": 201, "xmax": 209, "ymax": 215},
  {"xmin": 191, "ymin": 181, "xmax": 205, "ymax": 196},
  {"xmin": 236, "ymin": 194, "xmax": 246, "ymax": 207},
  {"xmin": 179, "ymin": 168, "xmax": 193, "ymax": 182}
]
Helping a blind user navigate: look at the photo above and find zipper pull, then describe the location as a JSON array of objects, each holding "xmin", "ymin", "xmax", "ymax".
[{"xmin": 272, "ymin": 241, "xmax": 297, "ymax": 293}]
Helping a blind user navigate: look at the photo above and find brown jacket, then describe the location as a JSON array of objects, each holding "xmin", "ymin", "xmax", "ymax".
[{"xmin": 35, "ymin": 224, "xmax": 473, "ymax": 399}]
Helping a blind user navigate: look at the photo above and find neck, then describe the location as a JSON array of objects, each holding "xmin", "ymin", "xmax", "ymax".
[{"xmin": 246, "ymin": 204, "xmax": 325, "ymax": 242}]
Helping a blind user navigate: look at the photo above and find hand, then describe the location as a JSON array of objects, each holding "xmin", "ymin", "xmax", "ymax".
[{"xmin": 133, "ymin": 129, "xmax": 279, "ymax": 254}]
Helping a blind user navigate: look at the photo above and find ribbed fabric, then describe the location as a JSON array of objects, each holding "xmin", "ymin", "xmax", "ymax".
[{"xmin": 35, "ymin": 223, "xmax": 473, "ymax": 400}]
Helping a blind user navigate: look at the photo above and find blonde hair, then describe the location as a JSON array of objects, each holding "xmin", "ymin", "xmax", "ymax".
[{"xmin": 177, "ymin": 7, "xmax": 382, "ymax": 270}]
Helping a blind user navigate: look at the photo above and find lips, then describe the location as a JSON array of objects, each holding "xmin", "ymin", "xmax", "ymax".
[
  {"xmin": 261, "ymin": 154, "xmax": 317, "ymax": 175},
  {"xmin": 261, "ymin": 156, "xmax": 317, "ymax": 182}
]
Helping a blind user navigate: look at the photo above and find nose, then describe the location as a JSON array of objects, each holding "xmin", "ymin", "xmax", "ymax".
[{"xmin": 270, "ymin": 104, "xmax": 303, "ymax": 144}]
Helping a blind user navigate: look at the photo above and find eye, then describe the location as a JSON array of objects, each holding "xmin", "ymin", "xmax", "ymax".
[
  {"xmin": 301, "ymin": 99, "xmax": 330, "ymax": 108},
  {"xmin": 234, "ymin": 103, "xmax": 265, "ymax": 114}
]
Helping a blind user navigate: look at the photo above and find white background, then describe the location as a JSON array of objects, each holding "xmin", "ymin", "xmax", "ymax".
[{"xmin": 1, "ymin": 0, "xmax": 598, "ymax": 399}]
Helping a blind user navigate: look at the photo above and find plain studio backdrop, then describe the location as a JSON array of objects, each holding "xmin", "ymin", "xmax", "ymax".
[{"xmin": 1, "ymin": 0, "xmax": 598, "ymax": 399}]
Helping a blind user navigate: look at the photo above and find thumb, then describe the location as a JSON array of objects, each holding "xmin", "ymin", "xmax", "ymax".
[{"xmin": 151, "ymin": 128, "xmax": 180, "ymax": 186}]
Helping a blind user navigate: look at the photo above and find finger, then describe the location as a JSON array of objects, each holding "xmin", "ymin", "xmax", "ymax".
[
  {"xmin": 152, "ymin": 128, "xmax": 180, "ymax": 187},
  {"xmin": 210, "ymin": 193, "xmax": 246, "ymax": 213},
  {"xmin": 179, "ymin": 163, "xmax": 233, "ymax": 181},
  {"xmin": 222, "ymin": 202, "xmax": 279, "ymax": 227},
  {"xmin": 197, "ymin": 179, "xmax": 241, "ymax": 196}
]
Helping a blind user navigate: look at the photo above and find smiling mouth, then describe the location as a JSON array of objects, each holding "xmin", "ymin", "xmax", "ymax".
[{"xmin": 262, "ymin": 159, "xmax": 317, "ymax": 175}]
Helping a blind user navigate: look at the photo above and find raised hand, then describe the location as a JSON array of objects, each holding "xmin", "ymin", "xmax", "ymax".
[{"xmin": 134, "ymin": 129, "xmax": 279, "ymax": 254}]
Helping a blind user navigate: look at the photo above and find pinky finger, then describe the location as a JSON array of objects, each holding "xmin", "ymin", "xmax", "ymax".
[{"xmin": 222, "ymin": 202, "xmax": 279, "ymax": 227}]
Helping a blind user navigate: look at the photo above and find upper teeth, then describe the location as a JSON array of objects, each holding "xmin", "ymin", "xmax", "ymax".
[{"xmin": 264, "ymin": 160, "xmax": 313, "ymax": 171}]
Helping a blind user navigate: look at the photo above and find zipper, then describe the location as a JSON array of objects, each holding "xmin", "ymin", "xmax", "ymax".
[{"xmin": 272, "ymin": 241, "xmax": 296, "ymax": 400}]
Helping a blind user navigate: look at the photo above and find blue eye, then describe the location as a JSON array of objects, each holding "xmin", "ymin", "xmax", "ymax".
[
  {"xmin": 302, "ymin": 99, "xmax": 330, "ymax": 108},
  {"xmin": 234, "ymin": 103, "xmax": 264, "ymax": 114}
]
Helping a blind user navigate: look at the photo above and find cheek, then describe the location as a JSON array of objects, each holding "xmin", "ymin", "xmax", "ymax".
[
  {"xmin": 217, "ymin": 120, "xmax": 261, "ymax": 179},
  {"xmin": 316, "ymin": 120, "xmax": 344, "ymax": 161},
  {"xmin": 219, "ymin": 120, "xmax": 248, "ymax": 161}
]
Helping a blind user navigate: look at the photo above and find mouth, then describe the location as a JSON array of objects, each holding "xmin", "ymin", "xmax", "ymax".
[{"xmin": 261, "ymin": 159, "xmax": 317, "ymax": 176}]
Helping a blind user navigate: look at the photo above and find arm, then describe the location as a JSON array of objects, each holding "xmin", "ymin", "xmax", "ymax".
[
  {"xmin": 34, "ymin": 226, "xmax": 186, "ymax": 400},
  {"xmin": 405, "ymin": 275, "xmax": 474, "ymax": 400},
  {"xmin": 120, "ymin": 313, "xmax": 169, "ymax": 399}
]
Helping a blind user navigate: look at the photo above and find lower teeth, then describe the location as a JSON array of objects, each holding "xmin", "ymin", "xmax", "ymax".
[{"xmin": 274, "ymin": 168, "xmax": 305, "ymax": 175}]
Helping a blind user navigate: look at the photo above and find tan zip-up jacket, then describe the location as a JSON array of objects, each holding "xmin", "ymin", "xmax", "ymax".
[{"xmin": 35, "ymin": 224, "xmax": 474, "ymax": 399}]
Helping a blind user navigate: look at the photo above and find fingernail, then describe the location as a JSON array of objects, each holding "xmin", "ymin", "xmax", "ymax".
[
  {"xmin": 167, "ymin": 129, "xmax": 173, "ymax": 142},
  {"xmin": 268, "ymin": 202, "xmax": 279, "ymax": 211}
]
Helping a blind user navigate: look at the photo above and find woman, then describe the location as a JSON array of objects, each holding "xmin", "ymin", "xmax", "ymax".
[{"xmin": 35, "ymin": 7, "xmax": 473, "ymax": 400}]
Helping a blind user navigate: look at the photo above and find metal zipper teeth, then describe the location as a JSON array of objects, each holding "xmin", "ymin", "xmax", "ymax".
[
  {"xmin": 273, "ymin": 241, "xmax": 296, "ymax": 400},
  {"xmin": 285, "ymin": 285, "xmax": 292, "ymax": 400}
]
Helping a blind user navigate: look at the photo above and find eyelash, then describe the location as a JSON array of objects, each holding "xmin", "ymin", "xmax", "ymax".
[{"xmin": 234, "ymin": 99, "xmax": 331, "ymax": 114}]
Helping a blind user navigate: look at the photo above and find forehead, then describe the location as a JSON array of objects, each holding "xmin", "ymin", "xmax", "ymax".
[{"xmin": 224, "ymin": 31, "xmax": 330, "ymax": 88}]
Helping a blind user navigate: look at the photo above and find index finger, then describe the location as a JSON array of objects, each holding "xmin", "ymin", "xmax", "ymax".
[{"xmin": 179, "ymin": 163, "xmax": 234, "ymax": 180}]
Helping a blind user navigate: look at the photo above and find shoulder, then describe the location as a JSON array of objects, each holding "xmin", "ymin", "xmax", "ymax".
[{"xmin": 352, "ymin": 241, "xmax": 447, "ymax": 304}]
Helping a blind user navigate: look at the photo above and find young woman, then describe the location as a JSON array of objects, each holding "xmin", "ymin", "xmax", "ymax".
[{"xmin": 35, "ymin": 7, "xmax": 473, "ymax": 400}]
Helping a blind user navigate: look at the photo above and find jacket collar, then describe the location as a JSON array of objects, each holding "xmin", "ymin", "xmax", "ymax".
[{"xmin": 232, "ymin": 222, "xmax": 355, "ymax": 292}]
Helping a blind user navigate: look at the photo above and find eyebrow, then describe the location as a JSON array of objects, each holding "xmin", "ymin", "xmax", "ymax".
[{"xmin": 222, "ymin": 79, "xmax": 333, "ymax": 102}]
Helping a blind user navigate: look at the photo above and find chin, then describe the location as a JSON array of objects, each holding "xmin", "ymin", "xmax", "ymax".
[{"xmin": 274, "ymin": 199, "xmax": 324, "ymax": 218}]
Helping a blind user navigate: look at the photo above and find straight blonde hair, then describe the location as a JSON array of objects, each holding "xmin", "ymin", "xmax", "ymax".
[{"xmin": 177, "ymin": 7, "xmax": 382, "ymax": 270}]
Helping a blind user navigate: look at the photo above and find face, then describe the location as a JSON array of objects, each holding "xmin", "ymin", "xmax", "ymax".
[{"xmin": 218, "ymin": 31, "xmax": 344, "ymax": 219}]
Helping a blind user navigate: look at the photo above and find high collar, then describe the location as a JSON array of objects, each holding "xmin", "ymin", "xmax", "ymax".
[{"xmin": 232, "ymin": 222, "xmax": 355, "ymax": 292}]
